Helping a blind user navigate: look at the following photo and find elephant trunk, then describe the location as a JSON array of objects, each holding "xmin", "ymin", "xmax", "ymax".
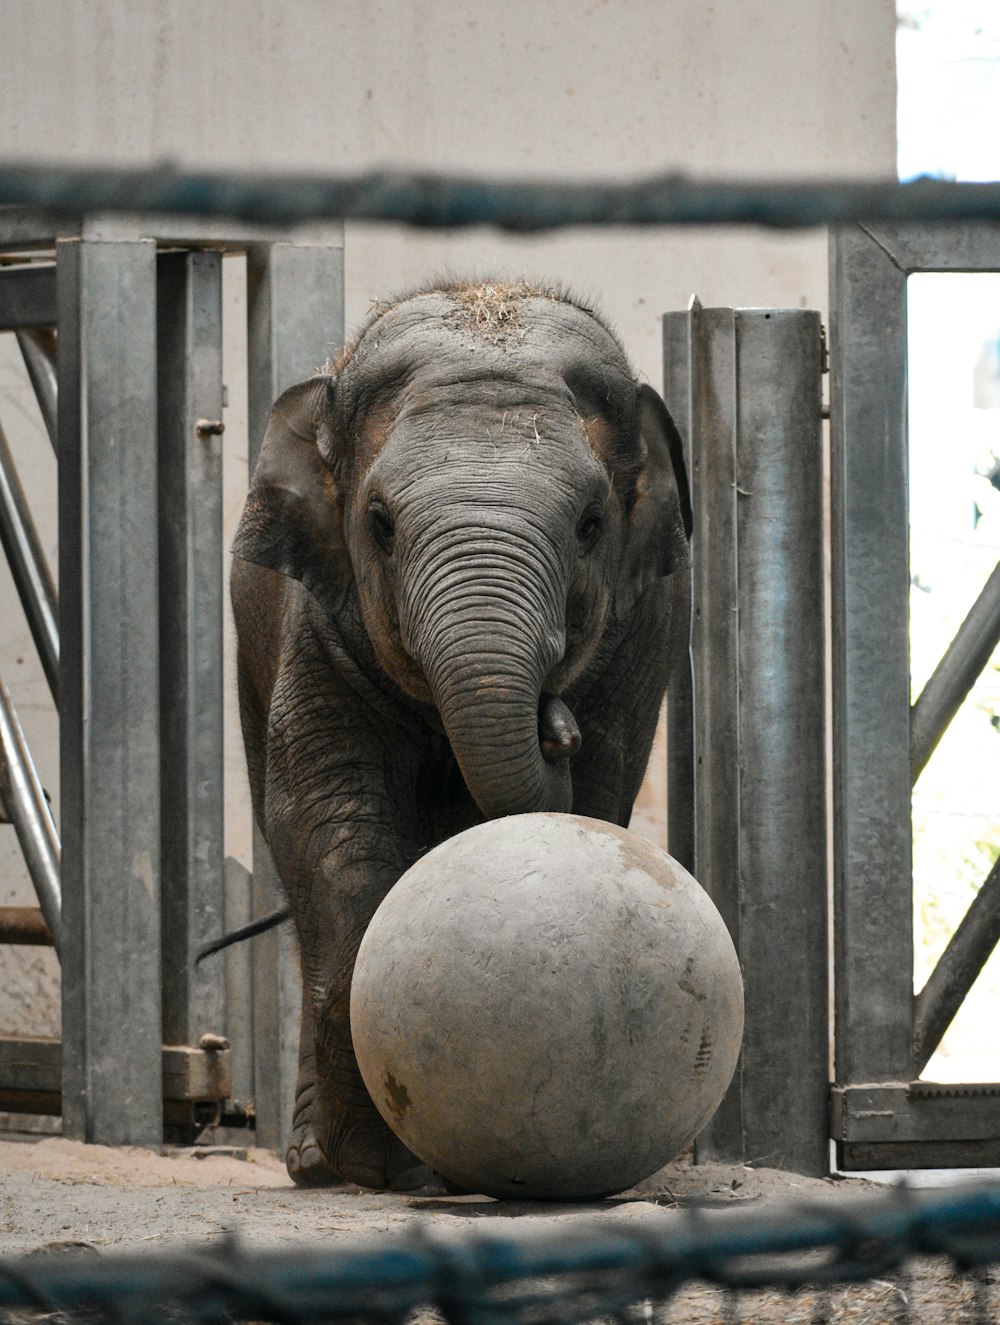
[{"xmin": 403, "ymin": 543, "xmax": 578, "ymax": 819}]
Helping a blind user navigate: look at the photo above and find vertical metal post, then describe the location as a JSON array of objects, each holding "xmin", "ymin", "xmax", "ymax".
[
  {"xmin": 663, "ymin": 301, "xmax": 696, "ymax": 875},
  {"xmin": 828, "ymin": 229, "xmax": 914, "ymax": 1086},
  {"xmin": 157, "ymin": 250, "xmax": 226, "ymax": 1048},
  {"xmin": 57, "ymin": 238, "xmax": 163, "ymax": 1146},
  {"xmin": 664, "ymin": 305, "xmax": 830, "ymax": 1175},
  {"xmin": 245, "ymin": 237, "xmax": 344, "ymax": 1153}
]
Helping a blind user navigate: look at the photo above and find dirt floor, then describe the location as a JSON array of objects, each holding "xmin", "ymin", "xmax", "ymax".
[{"xmin": 0, "ymin": 1131, "xmax": 996, "ymax": 1323}]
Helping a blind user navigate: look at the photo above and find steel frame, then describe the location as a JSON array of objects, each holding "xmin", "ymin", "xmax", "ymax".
[
  {"xmin": 829, "ymin": 223, "xmax": 1000, "ymax": 1170},
  {"xmin": 0, "ymin": 209, "xmax": 344, "ymax": 1150}
]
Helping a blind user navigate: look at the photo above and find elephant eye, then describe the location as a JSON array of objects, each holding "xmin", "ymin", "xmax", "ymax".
[
  {"xmin": 366, "ymin": 498, "xmax": 396, "ymax": 553},
  {"xmin": 576, "ymin": 508, "xmax": 604, "ymax": 551}
]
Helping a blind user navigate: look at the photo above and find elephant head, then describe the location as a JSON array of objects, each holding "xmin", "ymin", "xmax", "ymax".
[{"xmin": 233, "ymin": 281, "xmax": 691, "ymax": 821}]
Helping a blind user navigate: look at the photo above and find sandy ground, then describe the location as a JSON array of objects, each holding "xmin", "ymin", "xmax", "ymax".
[{"xmin": 0, "ymin": 1133, "xmax": 996, "ymax": 1322}]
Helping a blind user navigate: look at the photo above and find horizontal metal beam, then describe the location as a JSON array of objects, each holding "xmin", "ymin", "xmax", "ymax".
[
  {"xmin": 833, "ymin": 1081, "xmax": 1000, "ymax": 1169},
  {"xmin": 0, "ymin": 264, "xmax": 56, "ymax": 328},
  {"xmin": 914, "ymin": 854, "xmax": 1000, "ymax": 1074},
  {"xmin": 8, "ymin": 164, "xmax": 1000, "ymax": 230},
  {"xmin": 0, "ymin": 672, "xmax": 61, "ymax": 950},
  {"xmin": 911, "ymin": 559, "xmax": 1000, "ymax": 783},
  {"xmin": 0, "ymin": 906, "xmax": 53, "ymax": 946}
]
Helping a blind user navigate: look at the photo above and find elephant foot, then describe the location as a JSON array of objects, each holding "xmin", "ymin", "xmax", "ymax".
[
  {"xmin": 289, "ymin": 1075, "xmax": 432, "ymax": 1190},
  {"xmin": 327, "ymin": 1124, "xmax": 434, "ymax": 1192},
  {"xmin": 286, "ymin": 1122, "xmax": 339, "ymax": 1188}
]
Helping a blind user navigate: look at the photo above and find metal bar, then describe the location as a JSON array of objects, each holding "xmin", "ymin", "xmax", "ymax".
[
  {"xmin": 683, "ymin": 303, "xmax": 744, "ymax": 1166},
  {"xmin": 0, "ymin": 264, "xmax": 56, "ymax": 329},
  {"xmin": 833, "ymin": 1082, "xmax": 1000, "ymax": 1146},
  {"xmin": 683, "ymin": 307, "xmax": 829, "ymax": 1175},
  {"xmin": 156, "ymin": 250, "xmax": 226, "ymax": 1049},
  {"xmin": 910, "ymin": 559, "xmax": 1000, "ymax": 783},
  {"xmin": 829, "ymin": 226, "xmax": 915, "ymax": 1085},
  {"xmin": 662, "ymin": 302, "xmax": 695, "ymax": 875},
  {"xmin": 732, "ymin": 310, "xmax": 829, "ymax": 1176},
  {"xmin": 0, "ymin": 906, "xmax": 54, "ymax": 946},
  {"xmin": 245, "ymin": 240, "xmax": 343, "ymax": 1154},
  {"xmin": 847, "ymin": 222, "xmax": 1000, "ymax": 272},
  {"xmin": 839, "ymin": 1138, "xmax": 1000, "ymax": 1169},
  {"xmin": 15, "ymin": 329, "xmax": 58, "ymax": 450},
  {"xmin": 914, "ymin": 855, "xmax": 1000, "ymax": 1074},
  {"xmin": 0, "ymin": 672, "xmax": 60, "ymax": 949},
  {"xmin": 12, "ymin": 163, "xmax": 1000, "ymax": 230},
  {"xmin": 57, "ymin": 236, "xmax": 163, "ymax": 1147},
  {"xmin": 0, "ymin": 419, "xmax": 59, "ymax": 702}
]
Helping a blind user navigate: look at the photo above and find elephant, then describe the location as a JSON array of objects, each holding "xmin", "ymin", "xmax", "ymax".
[{"xmin": 231, "ymin": 279, "xmax": 692, "ymax": 1190}]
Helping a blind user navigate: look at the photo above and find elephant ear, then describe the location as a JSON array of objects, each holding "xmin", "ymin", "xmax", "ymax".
[
  {"xmin": 613, "ymin": 383, "xmax": 693, "ymax": 621},
  {"xmin": 232, "ymin": 375, "xmax": 352, "ymax": 614}
]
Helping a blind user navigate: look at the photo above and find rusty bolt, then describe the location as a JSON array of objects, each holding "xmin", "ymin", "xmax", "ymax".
[{"xmin": 199, "ymin": 1032, "xmax": 230, "ymax": 1053}]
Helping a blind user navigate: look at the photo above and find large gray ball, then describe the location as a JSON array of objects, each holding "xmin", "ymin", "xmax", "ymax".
[{"xmin": 350, "ymin": 813, "xmax": 744, "ymax": 1200}]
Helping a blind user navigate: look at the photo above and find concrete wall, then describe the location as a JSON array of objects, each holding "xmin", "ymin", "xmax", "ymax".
[{"xmin": 0, "ymin": 0, "xmax": 897, "ymax": 1038}]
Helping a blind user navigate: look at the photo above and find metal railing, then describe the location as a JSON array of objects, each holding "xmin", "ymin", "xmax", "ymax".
[{"xmin": 5, "ymin": 162, "xmax": 1000, "ymax": 229}]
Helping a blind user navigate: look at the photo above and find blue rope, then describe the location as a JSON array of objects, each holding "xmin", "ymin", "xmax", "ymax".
[
  {"xmin": 0, "ymin": 1182, "xmax": 997, "ymax": 1321},
  {"xmin": 4, "ymin": 162, "xmax": 1000, "ymax": 229}
]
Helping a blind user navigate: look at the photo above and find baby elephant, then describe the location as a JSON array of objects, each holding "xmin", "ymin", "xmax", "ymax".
[{"xmin": 231, "ymin": 280, "xmax": 692, "ymax": 1188}]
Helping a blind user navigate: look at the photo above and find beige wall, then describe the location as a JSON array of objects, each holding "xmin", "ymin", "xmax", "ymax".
[{"xmin": 0, "ymin": 0, "xmax": 897, "ymax": 1036}]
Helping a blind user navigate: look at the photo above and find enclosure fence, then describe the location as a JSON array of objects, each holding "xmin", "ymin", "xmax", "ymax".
[
  {"xmin": 1, "ymin": 1183, "xmax": 999, "ymax": 1323},
  {"xmin": 1, "ymin": 166, "xmax": 1000, "ymax": 1318}
]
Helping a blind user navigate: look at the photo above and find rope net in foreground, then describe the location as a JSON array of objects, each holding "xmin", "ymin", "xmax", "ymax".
[{"xmin": 0, "ymin": 1181, "xmax": 999, "ymax": 1324}]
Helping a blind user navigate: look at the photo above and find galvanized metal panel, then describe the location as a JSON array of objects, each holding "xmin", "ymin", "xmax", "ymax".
[
  {"xmin": 0, "ymin": 265, "xmax": 56, "ymax": 329},
  {"xmin": 829, "ymin": 226, "xmax": 914, "ymax": 1086},
  {"xmin": 245, "ymin": 241, "xmax": 344, "ymax": 1153},
  {"xmin": 57, "ymin": 237, "xmax": 163, "ymax": 1147},
  {"xmin": 246, "ymin": 241, "xmax": 344, "ymax": 466},
  {"xmin": 157, "ymin": 250, "xmax": 226, "ymax": 1049},
  {"xmin": 686, "ymin": 308, "xmax": 830, "ymax": 1175},
  {"xmin": 832, "ymin": 1082, "xmax": 1000, "ymax": 1145},
  {"xmin": 860, "ymin": 222, "xmax": 1000, "ymax": 272},
  {"xmin": 733, "ymin": 310, "xmax": 828, "ymax": 1175},
  {"xmin": 839, "ymin": 1138, "xmax": 1000, "ymax": 1169}
]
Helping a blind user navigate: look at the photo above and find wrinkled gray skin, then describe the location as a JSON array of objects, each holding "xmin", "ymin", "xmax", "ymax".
[{"xmin": 231, "ymin": 283, "xmax": 692, "ymax": 1189}]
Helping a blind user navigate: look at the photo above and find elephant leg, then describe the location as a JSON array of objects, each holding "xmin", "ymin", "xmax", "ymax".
[
  {"xmin": 285, "ymin": 987, "xmax": 336, "ymax": 1187},
  {"xmin": 268, "ymin": 791, "xmax": 433, "ymax": 1191},
  {"xmin": 307, "ymin": 968, "xmax": 432, "ymax": 1192}
]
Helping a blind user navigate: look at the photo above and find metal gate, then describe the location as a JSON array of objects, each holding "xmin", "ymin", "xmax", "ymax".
[
  {"xmin": 667, "ymin": 224, "xmax": 1000, "ymax": 1174},
  {"xmin": 0, "ymin": 207, "xmax": 343, "ymax": 1150},
  {"xmin": 829, "ymin": 223, "xmax": 1000, "ymax": 1170}
]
